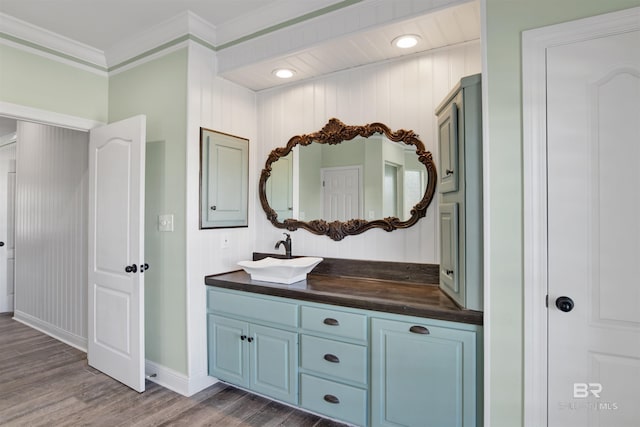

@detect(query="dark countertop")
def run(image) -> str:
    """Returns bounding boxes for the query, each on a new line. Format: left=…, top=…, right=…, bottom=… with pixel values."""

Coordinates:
left=204, top=270, right=483, bottom=326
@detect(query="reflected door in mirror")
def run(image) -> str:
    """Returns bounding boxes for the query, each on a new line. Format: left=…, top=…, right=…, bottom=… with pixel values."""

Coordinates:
left=321, top=166, right=362, bottom=221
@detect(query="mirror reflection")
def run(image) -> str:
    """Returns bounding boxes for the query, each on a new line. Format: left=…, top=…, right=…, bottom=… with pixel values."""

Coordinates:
left=259, top=118, right=437, bottom=241
left=266, top=135, right=427, bottom=222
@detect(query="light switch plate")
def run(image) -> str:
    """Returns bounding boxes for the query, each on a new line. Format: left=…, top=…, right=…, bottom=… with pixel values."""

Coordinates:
left=158, top=214, right=174, bottom=232
left=221, top=233, right=230, bottom=249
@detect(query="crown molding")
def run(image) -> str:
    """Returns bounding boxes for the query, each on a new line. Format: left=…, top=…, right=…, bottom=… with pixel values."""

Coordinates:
left=0, top=12, right=106, bottom=68
left=106, top=10, right=217, bottom=68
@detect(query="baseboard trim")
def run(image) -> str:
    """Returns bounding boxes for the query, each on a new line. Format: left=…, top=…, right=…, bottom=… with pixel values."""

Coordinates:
left=144, top=360, right=218, bottom=397
left=13, top=310, right=87, bottom=352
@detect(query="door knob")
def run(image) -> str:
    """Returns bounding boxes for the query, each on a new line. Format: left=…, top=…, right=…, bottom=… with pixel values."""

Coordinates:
left=555, top=296, right=574, bottom=312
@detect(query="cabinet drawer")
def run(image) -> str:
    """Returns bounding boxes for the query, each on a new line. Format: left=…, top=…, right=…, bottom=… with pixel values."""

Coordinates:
left=301, top=335, right=367, bottom=385
left=300, top=374, right=367, bottom=427
left=208, top=289, right=298, bottom=328
left=301, top=306, right=366, bottom=341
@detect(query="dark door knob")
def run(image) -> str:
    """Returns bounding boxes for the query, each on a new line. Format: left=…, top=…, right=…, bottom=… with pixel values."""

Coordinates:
left=555, top=296, right=574, bottom=312
left=0, top=241, right=4, bottom=247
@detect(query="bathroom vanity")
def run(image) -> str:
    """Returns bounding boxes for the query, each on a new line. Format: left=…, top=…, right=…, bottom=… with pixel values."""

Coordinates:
left=204, top=256, right=482, bottom=427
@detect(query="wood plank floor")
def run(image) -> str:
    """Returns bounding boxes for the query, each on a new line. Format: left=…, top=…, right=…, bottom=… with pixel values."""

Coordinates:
left=0, top=314, right=347, bottom=426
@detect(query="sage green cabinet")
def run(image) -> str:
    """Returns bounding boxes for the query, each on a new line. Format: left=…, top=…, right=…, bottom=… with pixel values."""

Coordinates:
left=436, top=73, right=483, bottom=310
left=208, top=315, right=248, bottom=387
left=371, top=318, right=479, bottom=427
left=206, top=287, right=481, bottom=427
left=207, top=293, right=298, bottom=405
left=299, top=305, right=369, bottom=426
left=199, top=128, right=249, bottom=228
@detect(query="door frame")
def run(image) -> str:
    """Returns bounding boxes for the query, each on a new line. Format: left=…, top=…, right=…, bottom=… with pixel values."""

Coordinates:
left=522, top=7, right=640, bottom=426
left=0, top=101, right=103, bottom=131
left=0, top=101, right=103, bottom=344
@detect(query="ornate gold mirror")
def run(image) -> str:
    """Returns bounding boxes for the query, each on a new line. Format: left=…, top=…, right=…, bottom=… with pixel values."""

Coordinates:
left=259, top=118, right=437, bottom=240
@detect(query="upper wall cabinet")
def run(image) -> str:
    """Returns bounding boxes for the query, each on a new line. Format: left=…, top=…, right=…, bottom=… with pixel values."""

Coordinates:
left=436, top=74, right=483, bottom=311
left=438, top=102, right=459, bottom=193
left=200, top=128, right=249, bottom=229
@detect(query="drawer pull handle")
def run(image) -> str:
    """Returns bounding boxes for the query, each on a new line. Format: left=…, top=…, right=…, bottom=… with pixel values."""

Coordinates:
left=323, top=394, right=340, bottom=404
left=409, top=325, right=430, bottom=335
left=323, top=354, right=340, bottom=363
left=323, top=318, right=339, bottom=326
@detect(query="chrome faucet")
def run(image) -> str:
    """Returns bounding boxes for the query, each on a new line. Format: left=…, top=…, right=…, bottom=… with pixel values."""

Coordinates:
left=275, top=233, right=292, bottom=259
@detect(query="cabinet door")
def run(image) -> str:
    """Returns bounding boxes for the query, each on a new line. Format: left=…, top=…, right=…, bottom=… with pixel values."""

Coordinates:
left=200, top=129, right=249, bottom=228
left=208, top=315, right=249, bottom=387
left=250, top=324, right=298, bottom=404
left=438, top=101, right=459, bottom=193
left=439, top=202, right=461, bottom=305
left=371, top=318, right=478, bottom=427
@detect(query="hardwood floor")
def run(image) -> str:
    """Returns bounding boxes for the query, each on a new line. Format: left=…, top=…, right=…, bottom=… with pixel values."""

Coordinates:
left=0, top=314, right=347, bottom=426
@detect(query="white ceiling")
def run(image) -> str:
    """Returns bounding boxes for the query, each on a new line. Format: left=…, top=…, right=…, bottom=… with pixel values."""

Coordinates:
left=0, top=0, right=342, bottom=50
left=0, top=0, right=481, bottom=91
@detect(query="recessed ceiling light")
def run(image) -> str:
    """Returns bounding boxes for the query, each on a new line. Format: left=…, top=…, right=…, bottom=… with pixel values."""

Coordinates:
left=392, top=34, right=421, bottom=49
left=273, top=68, right=295, bottom=79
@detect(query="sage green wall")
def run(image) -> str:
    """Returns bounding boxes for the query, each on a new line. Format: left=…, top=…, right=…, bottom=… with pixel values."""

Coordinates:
left=0, top=44, right=108, bottom=122
left=109, top=48, right=188, bottom=374
left=485, top=1, right=640, bottom=426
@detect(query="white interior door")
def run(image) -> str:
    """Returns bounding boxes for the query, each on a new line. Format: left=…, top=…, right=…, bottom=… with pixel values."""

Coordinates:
left=547, top=22, right=640, bottom=427
left=321, top=166, right=361, bottom=221
left=88, top=115, right=146, bottom=392
left=0, top=147, right=16, bottom=313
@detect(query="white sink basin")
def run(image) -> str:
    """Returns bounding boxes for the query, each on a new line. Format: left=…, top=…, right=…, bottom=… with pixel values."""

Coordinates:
left=238, top=257, right=323, bottom=284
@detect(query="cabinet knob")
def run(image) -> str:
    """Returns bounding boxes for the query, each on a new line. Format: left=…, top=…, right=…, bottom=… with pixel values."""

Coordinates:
left=323, top=318, right=339, bottom=326
left=210, top=205, right=217, bottom=211
left=445, top=269, right=454, bottom=276
left=247, top=337, right=254, bottom=343
left=409, top=325, right=430, bottom=335
left=323, top=394, right=340, bottom=404
left=125, top=264, right=138, bottom=273
left=323, top=354, right=340, bottom=363
left=445, top=169, right=454, bottom=176
left=0, top=241, right=4, bottom=247
left=240, top=335, right=247, bottom=341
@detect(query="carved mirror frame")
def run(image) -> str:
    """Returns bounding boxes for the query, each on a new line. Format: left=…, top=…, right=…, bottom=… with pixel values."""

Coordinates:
left=259, top=118, right=437, bottom=241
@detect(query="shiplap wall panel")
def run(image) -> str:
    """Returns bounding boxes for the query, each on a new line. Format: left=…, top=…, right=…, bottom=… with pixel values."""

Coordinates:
left=186, top=41, right=258, bottom=387
left=255, top=42, right=481, bottom=263
left=14, top=121, right=88, bottom=349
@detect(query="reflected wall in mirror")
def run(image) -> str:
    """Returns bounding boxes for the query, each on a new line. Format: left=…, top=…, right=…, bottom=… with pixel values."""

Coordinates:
left=259, top=118, right=437, bottom=241
left=200, top=128, right=249, bottom=229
